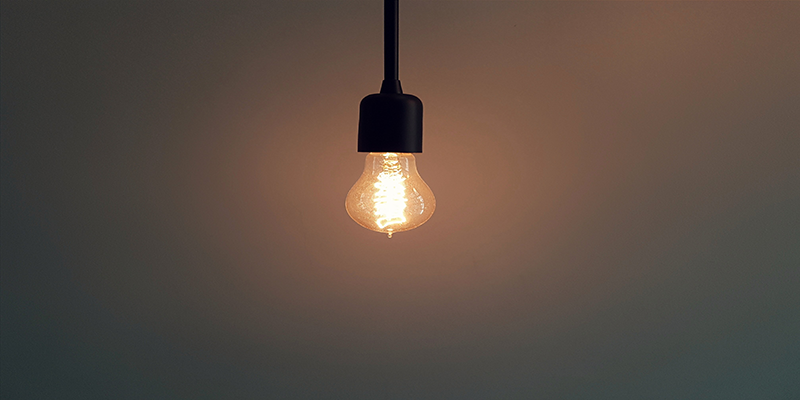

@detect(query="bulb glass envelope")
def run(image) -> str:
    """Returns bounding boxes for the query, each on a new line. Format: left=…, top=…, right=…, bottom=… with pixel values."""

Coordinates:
left=345, top=152, right=435, bottom=237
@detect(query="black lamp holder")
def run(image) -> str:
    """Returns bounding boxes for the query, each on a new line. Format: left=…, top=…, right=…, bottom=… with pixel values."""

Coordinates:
left=358, top=0, right=423, bottom=153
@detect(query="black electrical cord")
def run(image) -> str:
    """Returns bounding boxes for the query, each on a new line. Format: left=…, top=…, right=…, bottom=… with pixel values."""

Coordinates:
left=380, top=0, right=402, bottom=94
left=385, top=0, right=398, bottom=81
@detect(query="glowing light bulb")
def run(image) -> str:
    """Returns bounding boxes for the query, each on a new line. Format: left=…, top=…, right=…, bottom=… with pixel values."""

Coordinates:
left=346, top=152, right=435, bottom=238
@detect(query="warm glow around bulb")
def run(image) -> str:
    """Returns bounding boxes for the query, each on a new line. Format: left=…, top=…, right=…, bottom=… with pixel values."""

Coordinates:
left=346, top=152, right=435, bottom=238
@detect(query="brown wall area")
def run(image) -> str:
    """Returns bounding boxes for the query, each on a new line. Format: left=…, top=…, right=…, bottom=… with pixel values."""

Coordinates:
left=2, top=1, right=798, bottom=398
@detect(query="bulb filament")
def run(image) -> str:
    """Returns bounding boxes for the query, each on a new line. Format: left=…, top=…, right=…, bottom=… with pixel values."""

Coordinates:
left=373, top=153, right=407, bottom=230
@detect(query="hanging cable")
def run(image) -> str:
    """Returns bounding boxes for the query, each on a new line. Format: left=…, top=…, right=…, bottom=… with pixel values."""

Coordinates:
left=381, top=0, right=402, bottom=94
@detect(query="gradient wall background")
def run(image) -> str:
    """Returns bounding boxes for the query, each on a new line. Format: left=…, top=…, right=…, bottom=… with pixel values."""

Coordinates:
left=2, top=1, right=799, bottom=398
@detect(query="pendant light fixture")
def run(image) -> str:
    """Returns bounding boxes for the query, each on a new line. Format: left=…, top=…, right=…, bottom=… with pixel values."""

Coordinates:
left=345, top=0, right=435, bottom=238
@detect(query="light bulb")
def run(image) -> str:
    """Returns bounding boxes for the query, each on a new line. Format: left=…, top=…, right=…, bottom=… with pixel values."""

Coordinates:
left=346, top=152, right=435, bottom=238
